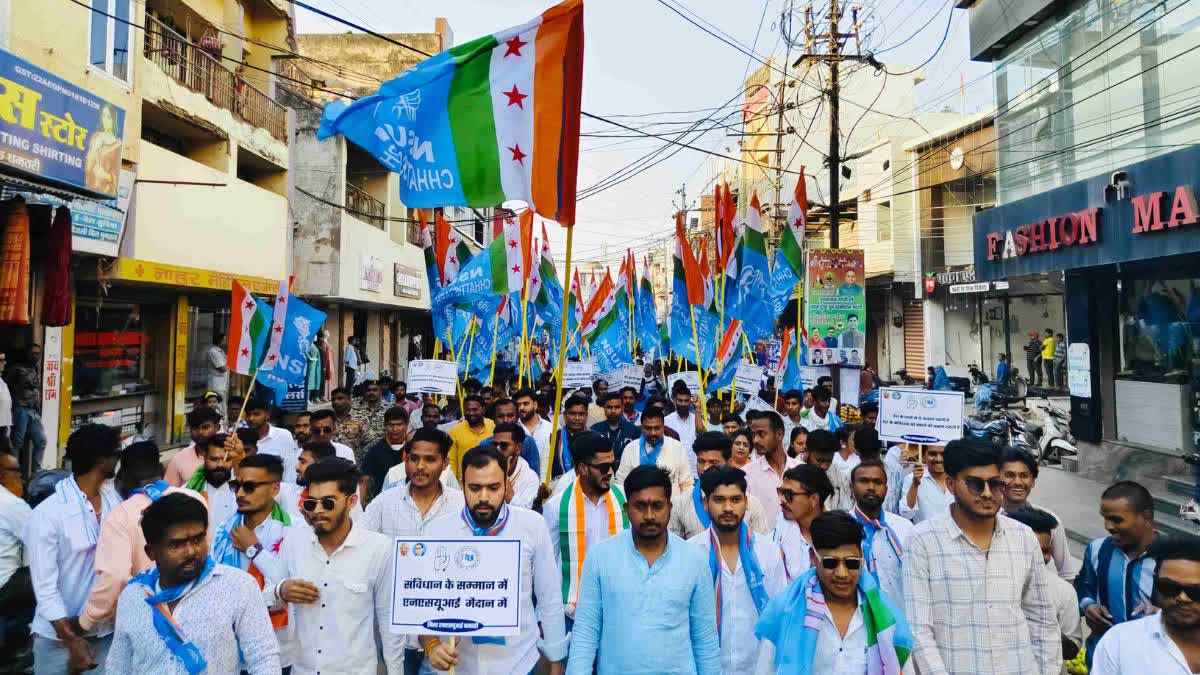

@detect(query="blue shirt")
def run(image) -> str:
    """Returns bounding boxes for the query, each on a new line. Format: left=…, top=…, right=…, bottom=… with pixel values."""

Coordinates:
left=589, top=419, right=642, bottom=463
left=566, top=530, right=721, bottom=675
left=1076, top=536, right=1157, bottom=664
left=479, top=435, right=541, bottom=477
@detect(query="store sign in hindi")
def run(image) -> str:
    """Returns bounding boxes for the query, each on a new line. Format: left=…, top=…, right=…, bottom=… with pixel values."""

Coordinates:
left=394, top=264, right=422, bottom=299
left=360, top=254, right=384, bottom=292
left=0, top=49, right=126, bottom=197
left=389, top=537, right=521, bottom=638
left=877, top=388, right=964, bottom=445
left=11, top=169, right=134, bottom=256
left=804, top=249, right=866, bottom=366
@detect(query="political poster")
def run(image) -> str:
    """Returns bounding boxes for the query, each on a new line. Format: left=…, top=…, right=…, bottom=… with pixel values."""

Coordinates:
left=562, top=361, right=596, bottom=387
left=764, top=339, right=782, bottom=375
left=799, top=366, right=832, bottom=391
left=602, top=364, right=643, bottom=391
left=743, top=395, right=776, bottom=414
left=734, top=363, right=764, bottom=395
left=389, top=537, right=521, bottom=638
left=667, top=371, right=701, bottom=396
left=408, top=359, right=459, bottom=395
left=805, top=249, right=866, bottom=366
left=877, top=388, right=965, bottom=445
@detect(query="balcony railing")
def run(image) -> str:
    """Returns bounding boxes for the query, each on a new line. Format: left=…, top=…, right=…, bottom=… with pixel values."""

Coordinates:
left=143, top=15, right=287, bottom=143
left=346, top=181, right=386, bottom=229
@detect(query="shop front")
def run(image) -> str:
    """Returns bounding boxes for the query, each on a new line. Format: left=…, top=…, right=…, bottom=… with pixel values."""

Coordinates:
left=974, top=143, right=1200, bottom=482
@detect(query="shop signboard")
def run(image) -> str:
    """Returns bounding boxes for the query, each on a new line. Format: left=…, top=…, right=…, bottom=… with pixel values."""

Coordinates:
left=0, top=49, right=126, bottom=197
left=11, top=168, right=135, bottom=256
left=360, top=254, right=384, bottom=292
left=804, top=249, right=866, bottom=366
left=877, top=388, right=965, bottom=445
left=394, top=264, right=423, bottom=299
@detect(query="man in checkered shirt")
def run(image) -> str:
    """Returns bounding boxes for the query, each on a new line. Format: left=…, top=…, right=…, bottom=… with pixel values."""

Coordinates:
left=902, top=438, right=1061, bottom=675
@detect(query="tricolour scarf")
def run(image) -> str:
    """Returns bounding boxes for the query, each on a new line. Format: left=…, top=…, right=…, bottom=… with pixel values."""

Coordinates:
left=129, top=556, right=216, bottom=674
left=558, top=480, right=628, bottom=611
left=755, top=567, right=913, bottom=674
left=708, top=523, right=768, bottom=640
left=638, top=435, right=664, bottom=466
left=460, top=503, right=512, bottom=644
left=853, top=506, right=904, bottom=574
left=211, top=504, right=291, bottom=628
left=130, top=480, right=170, bottom=502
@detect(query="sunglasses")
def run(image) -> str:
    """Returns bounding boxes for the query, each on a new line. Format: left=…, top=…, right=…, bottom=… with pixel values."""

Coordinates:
left=776, top=487, right=812, bottom=502
left=963, top=477, right=1006, bottom=496
left=819, top=556, right=864, bottom=571
left=583, top=461, right=615, bottom=475
left=313, top=426, right=335, bottom=435
left=229, top=479, right=276, bottom=494
left=1156, top=577, right=1200, bottom=603
left=301, top=495, right=349, bottom=513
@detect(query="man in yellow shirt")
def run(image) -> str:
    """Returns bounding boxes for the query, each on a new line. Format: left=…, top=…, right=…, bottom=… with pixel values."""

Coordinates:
left=1040, top=329, right=1057, bottom=388
left=448, top=394, right=495, bottom=478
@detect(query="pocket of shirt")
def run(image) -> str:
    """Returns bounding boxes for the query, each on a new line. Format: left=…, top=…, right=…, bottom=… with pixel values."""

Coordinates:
left=344, top=580, right=368, bottom=594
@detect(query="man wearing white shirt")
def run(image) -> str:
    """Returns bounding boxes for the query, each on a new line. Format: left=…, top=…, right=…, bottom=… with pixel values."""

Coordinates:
left=999, top=448, right=1077, bottom=580
left=1004, top=506, right=1082, bottom=671
left=360, top=427, right=465, bottom=674
left=245, top=398, right=300, bottom=484
left=422, top=446, right=568, bottom=674
left=492, top=423, right=540, bottom=510
left=671, top=432, right=771, bottom=538
left=308, top=409, right=357, bottom=463
left=688, top=465, right=787, bottom=674
left=780, top=390, right=804, bottom=446
left=515, top=388, right=552, bottom=476
left=181, top=439, right=239, bottom=534
left=771, top=464, right=832, bottom=582
left=664, top=385, right=699, bottom=474
left=265, top=457, right=403, bottom=674
left=24, top=424, right=123, bottom=673
left=848, top=460, right=915, bottom=610
left=898, top=444, right=954, bottom=523
left=613, top=407, right=694, bottom=496
left=800, top=386, right=839, bottom=433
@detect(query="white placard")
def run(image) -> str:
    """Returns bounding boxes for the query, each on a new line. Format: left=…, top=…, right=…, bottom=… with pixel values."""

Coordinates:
left=743, top=395, right=776, bottom=414
left=1067, top=343, right=1090, bottom=398
left=602, top=364, right=643, bottom=391
left=839, top=367, right=861, bottom=409
left=562, top=361, right=596, bottom=387
left=734, top=363, right=764, bottom=395
left=389, top=537, right=520, bottom=637
left=407, top=359, right=459, bottom=395
left=799, top=366, right=832, bottom=391
left=667, top=371, right=701, bottom=395
left=877, top=387, right=965, bottom=445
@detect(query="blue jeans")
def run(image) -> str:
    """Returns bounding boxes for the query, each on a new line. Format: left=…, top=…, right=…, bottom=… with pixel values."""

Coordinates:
left=34, top=633, right=112, bottom=674
left=12, top=407, right=46, bottom=470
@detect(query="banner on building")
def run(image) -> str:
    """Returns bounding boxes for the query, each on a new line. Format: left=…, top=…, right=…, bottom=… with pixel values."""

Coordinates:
left=804, top=249, right=866, bottom=366
left=0, top=48, right=126, bottom=197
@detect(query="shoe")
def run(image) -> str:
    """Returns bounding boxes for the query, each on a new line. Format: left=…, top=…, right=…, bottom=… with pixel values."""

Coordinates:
left=1181, top=498, right=1200, bottom=525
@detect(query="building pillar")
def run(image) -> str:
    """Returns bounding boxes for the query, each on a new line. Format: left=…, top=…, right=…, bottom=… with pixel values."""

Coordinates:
left=171, top=295, right=189, bottom=441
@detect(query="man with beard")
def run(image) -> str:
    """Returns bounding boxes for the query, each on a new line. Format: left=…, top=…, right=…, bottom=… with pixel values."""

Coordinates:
left=183, top=435, right=238, bottom=533
left=307, top=409, right=357, bottom=464
left=106, top=494, right=279, bottom=673
left=899, top=443, right=954, bottom=524
left=329, top=387, right=367, bottom=454
left=670, top=432, right=770, bottom=538
left=904, top=439, right=1058, bottom=675
left=848, top=460, right=914, bottom=609
left=359, top=407, right=411, bottom=501
left=772, top=464, right=833, bottom=582
left=619, top=386, right=640, bottom=424
left=24, top=424, right=123, bottom=672
left=542, top=432, right=628, bottom=621
left=165, top=407, right=221, bottom=486
left=349, top=380, right=388, bottom=458
left=612, top=406, right=693, bottom=497
left=550, top=394, right=592, bottom=480
left=243, top=397, right=299, bottom=485
left=687, top=465, right=786, bottom=674
left=590, top=393, right=640, bottom=465
left=999, top=448, right=1075, bottom=580
left=664, top=384, right=699, bottom=474
left=423, top=446, right=567, bottom=674
left=447, top=395, right=495, bottom=480
left=267, top=458, right=402, bottom=673
left=566, top=465, right=719, bottom=674
left=209, top=454, right=294, bottom=669
left=80, top=442, right=203, bottom=639
left=485, top=398, right=540, bottom=477
left=1092, top=536, right=1200, bottom=674
left=492, top=423, right=539, bottom=510
left=291, top=411, right=312, bottom=447
left=420, top=402, right=443, bottom=431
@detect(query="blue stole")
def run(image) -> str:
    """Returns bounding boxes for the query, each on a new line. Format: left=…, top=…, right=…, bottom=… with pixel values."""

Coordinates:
left=460, top=504, right=510, bottom=645
left=129, top=556, right=216, bottom=674
left=693, top=483, right=711, bottom=529
left=708, top=523, right=769, bottom=639
left=852, top=507, right=904, bottom=574
left=130, top=480, right=170, bottom=502
left=639, top=436, right=664, bottom=466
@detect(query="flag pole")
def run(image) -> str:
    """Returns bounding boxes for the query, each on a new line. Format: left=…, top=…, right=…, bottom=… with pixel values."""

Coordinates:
left=488, top=308, right=502, bottom=386
left=688, top=302, right=707, bottom=426
left=546, top=225, right=574, bottom=487
left=234, top=362, right=263, bottom=427
left=517, top=276, right=531, bottom=388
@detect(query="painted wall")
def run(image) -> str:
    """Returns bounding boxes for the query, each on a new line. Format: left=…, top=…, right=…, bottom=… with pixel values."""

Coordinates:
left=336, top=212, right=429, bottom=309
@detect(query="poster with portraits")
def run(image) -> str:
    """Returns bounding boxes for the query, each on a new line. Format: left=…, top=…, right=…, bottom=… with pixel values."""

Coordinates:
left=804, top=249, right=867, bottom=367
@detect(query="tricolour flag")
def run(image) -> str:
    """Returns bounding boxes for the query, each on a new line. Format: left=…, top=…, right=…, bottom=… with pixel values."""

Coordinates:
left=737, top=192, right=774, bottom=345
left=432, top=215, right=529, bottom=339
left=712, top=318, right=743, bottom=374
left=581, top=271, right=633, bottom=373
left=769, top=168, right=808, bottom=317
left=258, top=277, right=292, bottom=374
left=417, top=209, right=441, bottom=293
left=318, top=0, right=584, bottom=225
left=635, top=256, right=660, bottom=360
left=435, top=211, right=472, bottom=286
left=227, top=280, right=271, bottom=375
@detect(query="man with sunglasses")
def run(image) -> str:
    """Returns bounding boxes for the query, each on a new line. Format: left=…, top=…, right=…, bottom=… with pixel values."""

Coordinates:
left=903, top=439, right=1059, bottom=675
left=266, top=458, right=402, bottom=674
left=771, top=464, right=834, bottom=581
left=423, top=446, right=567, bottom=674
left=491, top=423, right=539, bottom=510
left=210, top=454, right=295, bottom=670
left=756, top=511, right=914, bottom=674
left=1093, top=535, right=1200, bottom=674
left=670, top=432, right=770, bottom=539
left=1075, top=480, right=1160, bottom=670
left=308, top=409, right=357, bottom=465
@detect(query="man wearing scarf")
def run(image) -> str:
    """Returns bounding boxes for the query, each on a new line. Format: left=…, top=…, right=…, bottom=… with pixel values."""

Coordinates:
left=849, top=460, right=914, bottom=610
left=183, top=435, right=237, bottom=535
left=671, top=433, right=770, bottom=538
left=209, top=454, right=294, bottom=670
left=755, top=512, right=914, bottom=674
left=107, top=493, right=279, bottom=673
left=423, top=446, right=568, bottom=674
left=612, top=407, right=694, bottom=497
left=80, top=442, right=204, bottom=637
left=687, top=466, right=787, bottom=674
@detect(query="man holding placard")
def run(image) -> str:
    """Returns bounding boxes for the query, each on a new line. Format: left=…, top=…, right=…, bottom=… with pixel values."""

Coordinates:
left=422, top=446, right=567, bottom=674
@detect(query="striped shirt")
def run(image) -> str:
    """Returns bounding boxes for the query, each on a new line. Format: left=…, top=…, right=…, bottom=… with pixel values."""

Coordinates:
left=1074, top=535, right=1158, bottom=656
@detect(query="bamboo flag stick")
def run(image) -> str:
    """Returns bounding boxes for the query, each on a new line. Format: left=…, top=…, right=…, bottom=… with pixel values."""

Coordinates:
left=545, top=226, right=575, bottom=487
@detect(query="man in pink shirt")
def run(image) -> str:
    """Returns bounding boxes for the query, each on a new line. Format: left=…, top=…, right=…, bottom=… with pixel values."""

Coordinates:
left=164, top=407, right=222, bottom=486
left=77, top=442, right=204, bottom=634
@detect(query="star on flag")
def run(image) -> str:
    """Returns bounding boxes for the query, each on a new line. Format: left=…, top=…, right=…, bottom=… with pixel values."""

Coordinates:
left=503, top=35, right=527, bottom=57
left=502, top=85, right=527, bottom=109
left=508, top=144, right=527, bottom=165
left=243, top=300, right=254, bottom=310
left=241, top=348, right=249, bottom=356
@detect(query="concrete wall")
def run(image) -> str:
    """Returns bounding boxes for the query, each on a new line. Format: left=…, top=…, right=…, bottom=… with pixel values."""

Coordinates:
left=297, top=28, right=447, bottom=99
left=336, top=211, right=429, bottom=308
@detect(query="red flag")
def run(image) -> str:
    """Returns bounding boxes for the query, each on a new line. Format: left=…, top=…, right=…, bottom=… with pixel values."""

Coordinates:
left=675, top=211, right=705, bottom=305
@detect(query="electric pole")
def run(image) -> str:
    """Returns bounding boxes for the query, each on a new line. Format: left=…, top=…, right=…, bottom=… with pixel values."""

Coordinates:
left=772, top=0, right=795, bottom=245
left=828, top=0, right=841, bottom=248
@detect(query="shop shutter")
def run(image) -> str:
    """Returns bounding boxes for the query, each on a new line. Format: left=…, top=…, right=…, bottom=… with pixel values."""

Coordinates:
left=903, top=301, right=925, bottom=376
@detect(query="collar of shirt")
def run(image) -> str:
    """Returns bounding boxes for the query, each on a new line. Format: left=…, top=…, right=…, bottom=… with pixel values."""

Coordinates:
left=939, top=509, right=1012, bottom=548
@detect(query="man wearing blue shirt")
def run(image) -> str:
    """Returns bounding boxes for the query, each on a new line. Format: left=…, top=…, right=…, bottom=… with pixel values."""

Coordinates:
left=590, top=393, right=641, bottom=464
left=566, top=465, right=720, bottom=674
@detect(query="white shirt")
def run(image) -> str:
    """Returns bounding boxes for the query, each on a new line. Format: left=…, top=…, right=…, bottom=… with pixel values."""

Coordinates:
left=1002, top=502, right=1077, bottom=580
left=507, top=457, right=540, bottom=510
left=542, top=484, right=625, bottom=562
left=664, top=411, right=698, bottom=473
left=857, top=510, right=915, bottom=610
left=197, top=481, right=238, bottom=534
left=427, top=506, right=569, bottom=674
left=801, top=409, right=834, bottom=432
left=1045, top=559, right=1082, bottom=672
left=223, top=513, right=297, bottom=667
left=0, top=484, right=30, bottom=587
left=332, top=441, right=355, bottom=463
left=669, top=488, right=771, bottom=539
left=823, top=460, right=855, bottom=512
left=756, top=601, right=869, bottom=675
left=23, top=475, right=122, bottom=639
left=382, top=463, right=460, bottom=492
left=899, top=471, right=955, bottom=523
left=613, top=435, right=695, bottom=496
left=205, top=344, right=228, bottom=394
left=360, top=484, right=465, bottom=538
left=770, top=514, right=812, bottom=582
left=832, top=451, right=860, bottom=475
left=264, top=523, right=402, bottom=675
left=0, top=377, right=13, bottom=427
left=520, top=415, right=553, bottom=476
left=688, top=528, right=788, bottom=675
left=256, top=425, right=300, bottom=484
left=1092, top=613, right=1193, bottom=675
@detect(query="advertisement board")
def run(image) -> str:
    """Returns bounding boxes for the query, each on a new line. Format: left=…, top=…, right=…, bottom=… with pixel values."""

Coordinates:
left=805, top=249, right=866, bottom=366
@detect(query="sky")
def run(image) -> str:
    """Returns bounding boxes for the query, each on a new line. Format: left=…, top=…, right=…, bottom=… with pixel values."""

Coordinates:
left=295, top=0, right=993, bottom=272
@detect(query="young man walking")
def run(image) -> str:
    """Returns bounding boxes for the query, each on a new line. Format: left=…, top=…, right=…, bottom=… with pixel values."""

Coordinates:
left=670, top=432, right=770, bottom=538
left=849, top=459, right=914, bottom=609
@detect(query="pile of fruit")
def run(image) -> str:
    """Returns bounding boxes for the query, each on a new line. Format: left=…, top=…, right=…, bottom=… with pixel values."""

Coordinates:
left=1065, top=646, right=1087, bottom=674
left=839, top=404, right=861, bottom=424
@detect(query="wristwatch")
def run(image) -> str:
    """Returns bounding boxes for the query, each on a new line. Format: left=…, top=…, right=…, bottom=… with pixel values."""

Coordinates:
left=245, top=543, right=262, bottom=560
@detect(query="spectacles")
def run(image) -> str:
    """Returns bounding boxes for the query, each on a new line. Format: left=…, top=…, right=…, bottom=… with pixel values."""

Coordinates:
left=819, top=556, right=864, bottom=571
left=776, top=488, right=812, bottom=501
left=584, top=461, right=615, bottom=475
left=1155, top=577, right=1200, bottom=603
left=229, top=479, right=277, bottom=494
left=301, top=495, right=350, bottom=513
left=313, top=426, right=334, bottom=435
left=963, top=477, right=1007, bottom=496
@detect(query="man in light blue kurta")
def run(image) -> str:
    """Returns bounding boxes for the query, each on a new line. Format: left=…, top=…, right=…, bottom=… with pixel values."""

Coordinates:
left=566, top=465, right=720, bottom=675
